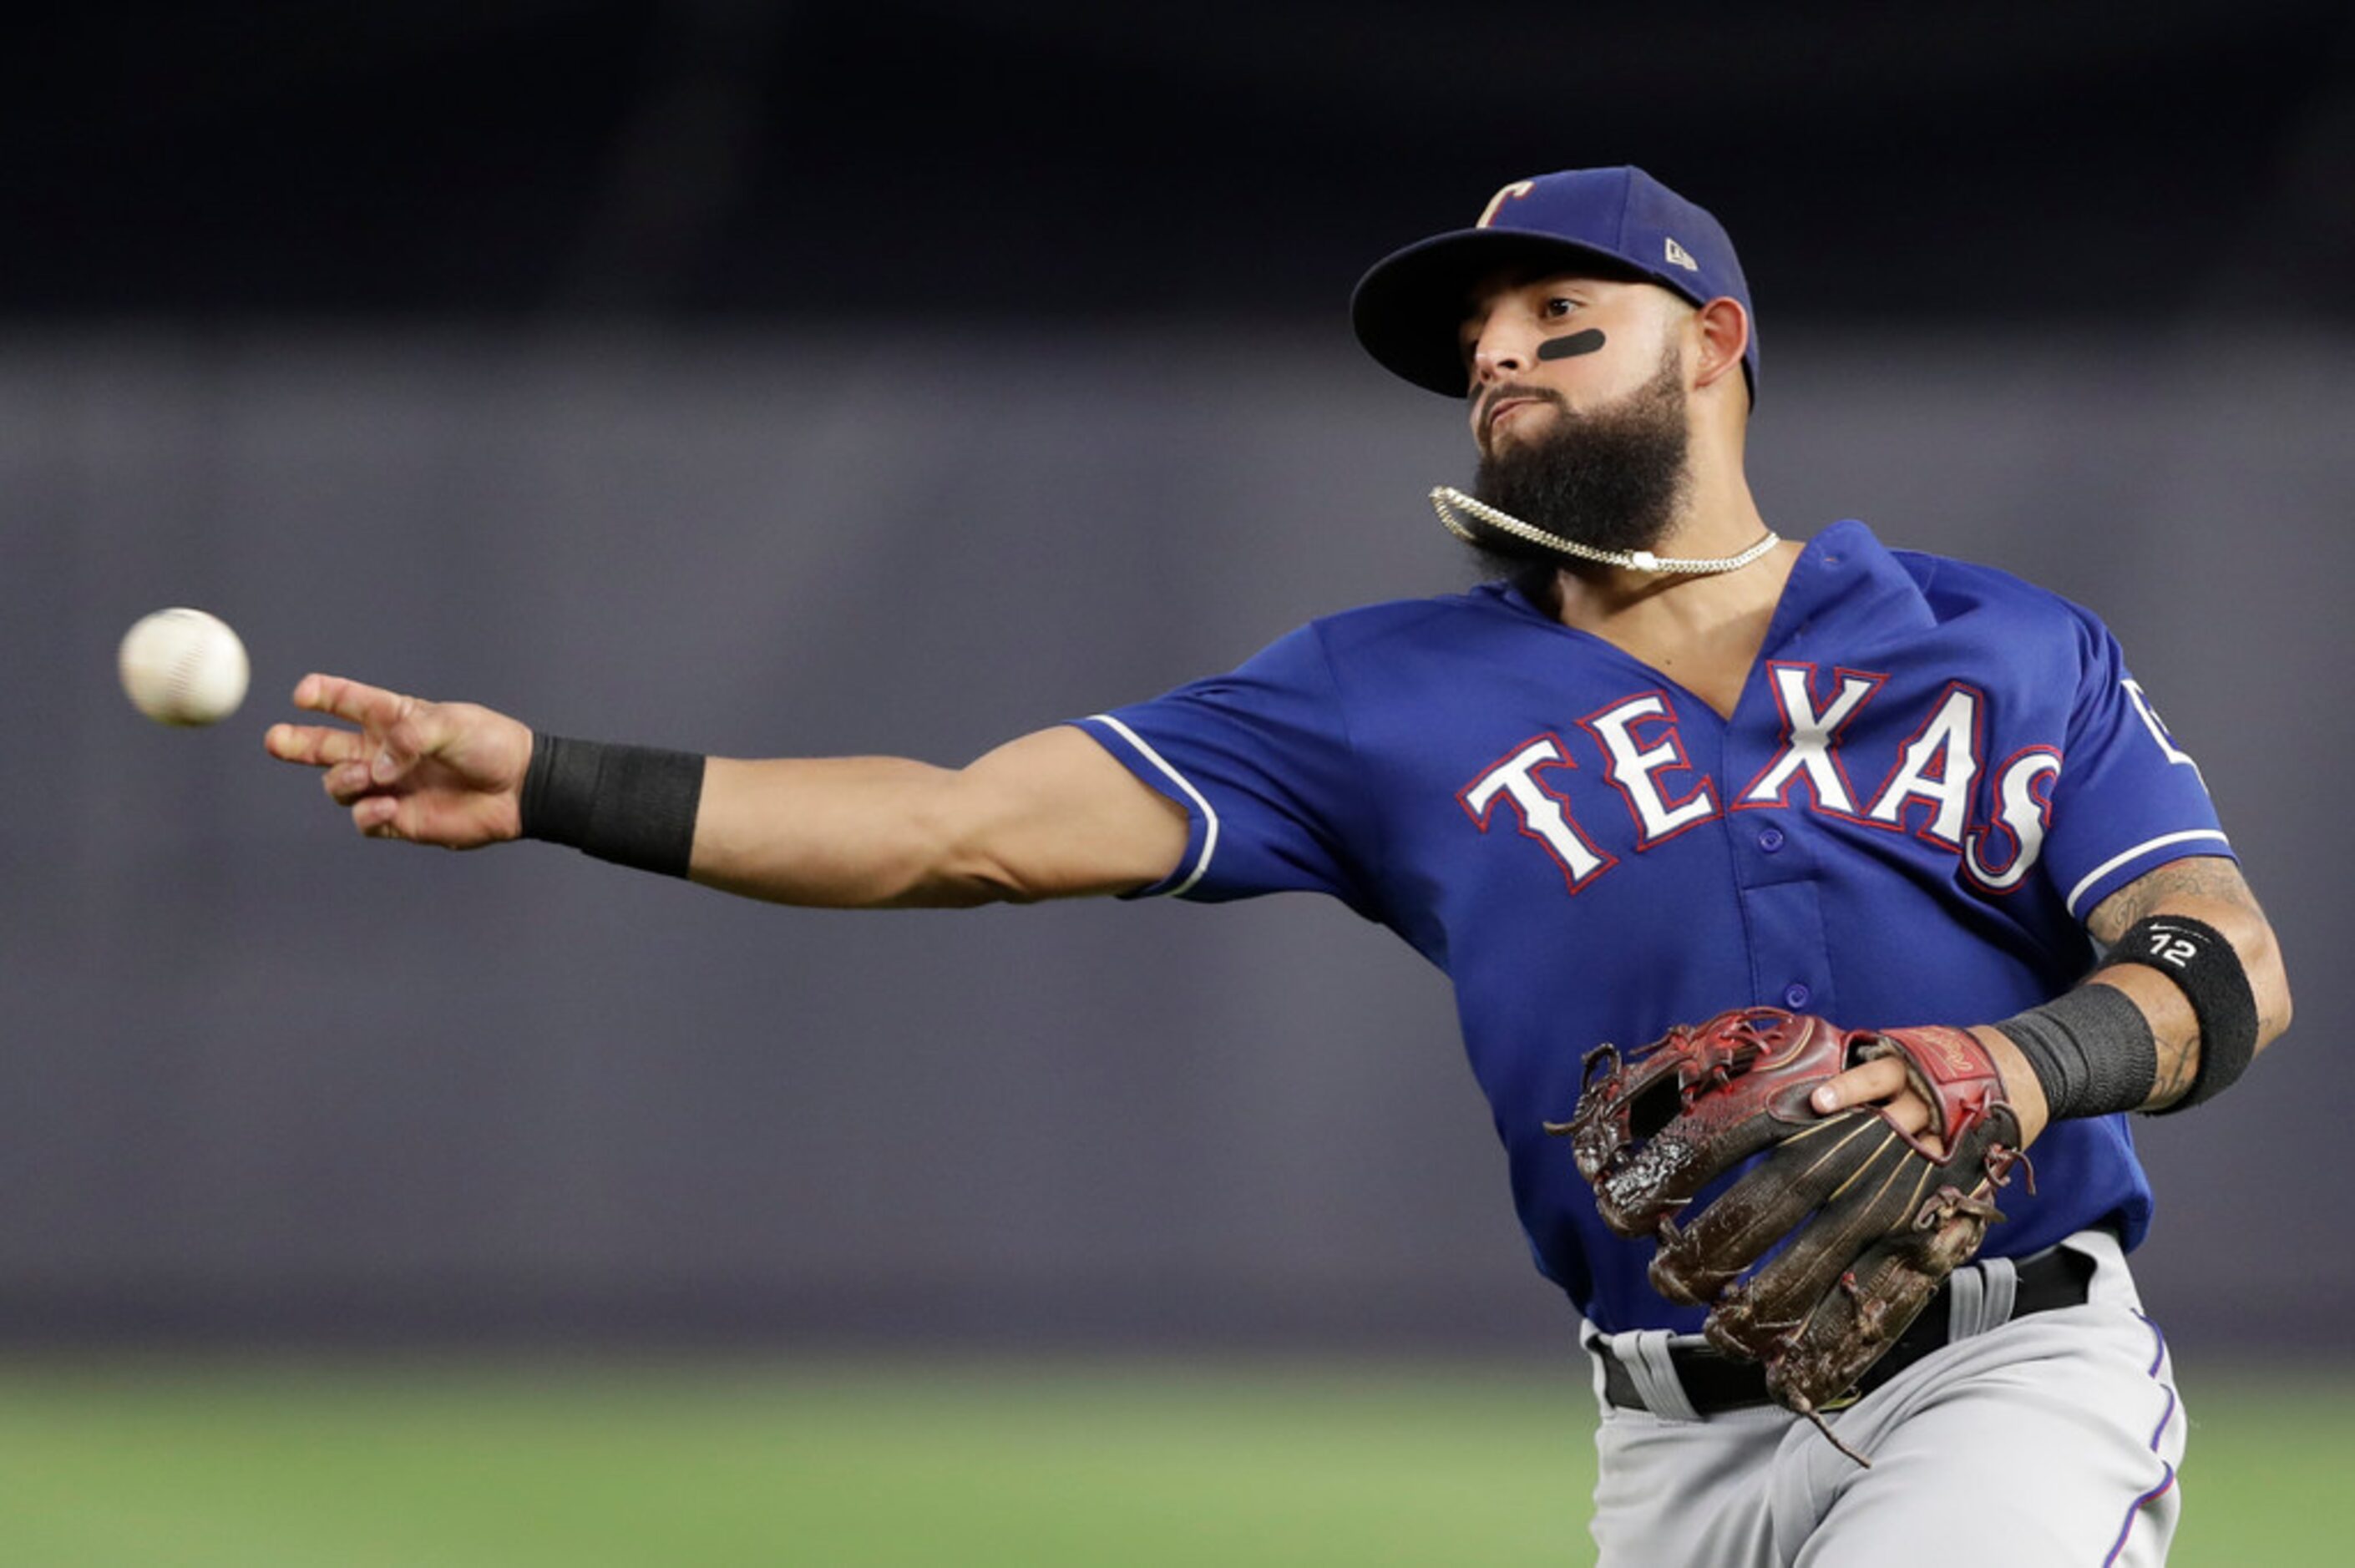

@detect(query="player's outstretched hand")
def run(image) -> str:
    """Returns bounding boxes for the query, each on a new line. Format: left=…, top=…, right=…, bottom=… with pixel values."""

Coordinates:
left=264, top=674, right=533, bottom=849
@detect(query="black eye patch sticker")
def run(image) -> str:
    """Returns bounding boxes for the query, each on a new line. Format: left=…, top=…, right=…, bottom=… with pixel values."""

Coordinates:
left=1536, top=329, right=1607, bottom=362
left=1535, top=326, right=1610, bottom=360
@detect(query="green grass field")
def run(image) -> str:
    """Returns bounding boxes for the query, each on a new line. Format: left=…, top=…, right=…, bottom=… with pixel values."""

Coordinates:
left=0, top=1356, right=2343, bottom=1565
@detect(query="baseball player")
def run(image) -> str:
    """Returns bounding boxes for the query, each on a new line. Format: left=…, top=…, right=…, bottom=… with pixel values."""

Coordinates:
left=266, top=166, right=2290, bottom=1565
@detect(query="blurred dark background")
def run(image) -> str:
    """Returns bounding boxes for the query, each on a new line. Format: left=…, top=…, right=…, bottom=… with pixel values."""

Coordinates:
left=3, top=1, right=2350, bottom=1364
left=14, top=1, right=2354, bottom=326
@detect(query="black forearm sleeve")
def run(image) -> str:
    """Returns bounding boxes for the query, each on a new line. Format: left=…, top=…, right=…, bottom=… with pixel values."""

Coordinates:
left=1997, top=983, right=2160, bottom=1122
left=519, top=733, right=706, bottom=879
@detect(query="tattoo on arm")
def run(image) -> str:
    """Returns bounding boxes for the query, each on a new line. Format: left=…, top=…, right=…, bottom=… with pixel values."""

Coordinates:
left=2149, top=1028, right=2199, bottom=1109
left=2085, top=856, right=2256, bottom=947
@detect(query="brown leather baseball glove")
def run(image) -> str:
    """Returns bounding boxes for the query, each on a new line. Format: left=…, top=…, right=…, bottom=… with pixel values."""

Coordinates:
left=1553, top=1008, right=2028, bottom=1451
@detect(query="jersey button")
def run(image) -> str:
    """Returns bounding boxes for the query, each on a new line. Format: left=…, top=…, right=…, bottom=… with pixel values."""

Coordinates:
left=1758, top=827, right=1785, bottom=852
left=1784, top=983, right=1812, bottom=1009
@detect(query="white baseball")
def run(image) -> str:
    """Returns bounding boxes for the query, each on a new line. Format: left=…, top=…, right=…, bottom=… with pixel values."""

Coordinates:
left=119, top=608, right=251, bottom=726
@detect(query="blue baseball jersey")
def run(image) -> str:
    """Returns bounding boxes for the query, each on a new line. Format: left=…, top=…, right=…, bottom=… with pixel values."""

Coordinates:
left=1071, top=520, right=2232, bottom=1335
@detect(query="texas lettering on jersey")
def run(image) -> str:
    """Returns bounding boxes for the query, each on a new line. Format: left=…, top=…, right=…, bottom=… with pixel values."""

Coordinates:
left=1073, top=523, right=2233, bottom=1332
left=1456, top=661, right=2063, bottom=898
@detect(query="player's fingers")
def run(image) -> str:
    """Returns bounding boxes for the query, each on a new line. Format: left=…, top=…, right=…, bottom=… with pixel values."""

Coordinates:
left=1895, top=1095, right=1946, bottom=1156
left=322, top=761, right=376, bottom=806
left=293, top=673, right=412, bottom=733
left=1813, top=1059, right=1942, bottom=1153
left=265, top=722, right=367, bottom=767
left=1810, top=1055, right=1909, bottom=1116
left=352, top=794, right=403, bottom=839
left=367, top=710, right=451, bottom=786
left=1880, top=1090, right=1937, bottom=1142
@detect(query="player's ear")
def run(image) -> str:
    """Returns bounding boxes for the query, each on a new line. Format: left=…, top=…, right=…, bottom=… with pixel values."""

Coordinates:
left=1690, top=296, right=1750, bottom=401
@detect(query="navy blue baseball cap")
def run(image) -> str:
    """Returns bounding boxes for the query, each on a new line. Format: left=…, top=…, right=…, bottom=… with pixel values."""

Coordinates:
left=1351, top=165, right=1757, bottom=401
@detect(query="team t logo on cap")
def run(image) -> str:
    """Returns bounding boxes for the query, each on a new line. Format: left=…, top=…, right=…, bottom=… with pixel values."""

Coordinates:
left=1476, top=180, right=1537, bottom=230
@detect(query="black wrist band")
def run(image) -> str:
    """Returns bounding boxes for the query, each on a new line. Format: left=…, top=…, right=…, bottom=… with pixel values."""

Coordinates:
left=2097, top=913, right=2259, bottom=1114
left=519, top=733, right=706, bottom=879
left=1997, top=984, right=2159, bottom=1121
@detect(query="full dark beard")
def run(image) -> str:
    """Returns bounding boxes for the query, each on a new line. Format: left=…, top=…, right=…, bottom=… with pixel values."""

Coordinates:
left=1466, top=344, right=1692, bottom=583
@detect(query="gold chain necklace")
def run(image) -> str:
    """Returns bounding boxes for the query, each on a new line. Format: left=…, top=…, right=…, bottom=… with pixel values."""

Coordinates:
left=1430, top=485, right=1780, bottom=575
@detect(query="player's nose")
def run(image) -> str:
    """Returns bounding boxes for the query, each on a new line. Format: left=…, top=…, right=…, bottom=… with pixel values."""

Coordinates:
left=1468, top=321, right=1532, bottom=387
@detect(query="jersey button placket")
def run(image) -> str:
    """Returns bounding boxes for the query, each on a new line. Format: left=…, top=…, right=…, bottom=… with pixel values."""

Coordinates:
left=1730, top=561, right=1838, bottom=1023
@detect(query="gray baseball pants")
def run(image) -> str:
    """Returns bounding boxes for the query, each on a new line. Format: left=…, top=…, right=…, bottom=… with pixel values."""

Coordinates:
left=1578, top=1230, right=2184, bottom=1565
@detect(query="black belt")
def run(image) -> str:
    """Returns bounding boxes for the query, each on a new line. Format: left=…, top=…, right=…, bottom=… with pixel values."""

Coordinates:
left=1598, top=1245, right=2096, bottom=1415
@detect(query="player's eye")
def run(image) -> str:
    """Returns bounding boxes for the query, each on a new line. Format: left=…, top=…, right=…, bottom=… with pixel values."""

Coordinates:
left=1542, top=296, right=1578, bottom=319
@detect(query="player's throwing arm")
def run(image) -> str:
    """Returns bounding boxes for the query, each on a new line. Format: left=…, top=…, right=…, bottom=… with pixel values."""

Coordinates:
left=264, top=674, right=1190, bottom=906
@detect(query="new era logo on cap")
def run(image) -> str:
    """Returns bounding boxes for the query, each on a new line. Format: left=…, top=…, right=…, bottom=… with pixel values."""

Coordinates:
left=1664, top=237, right=1699, bottom=272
